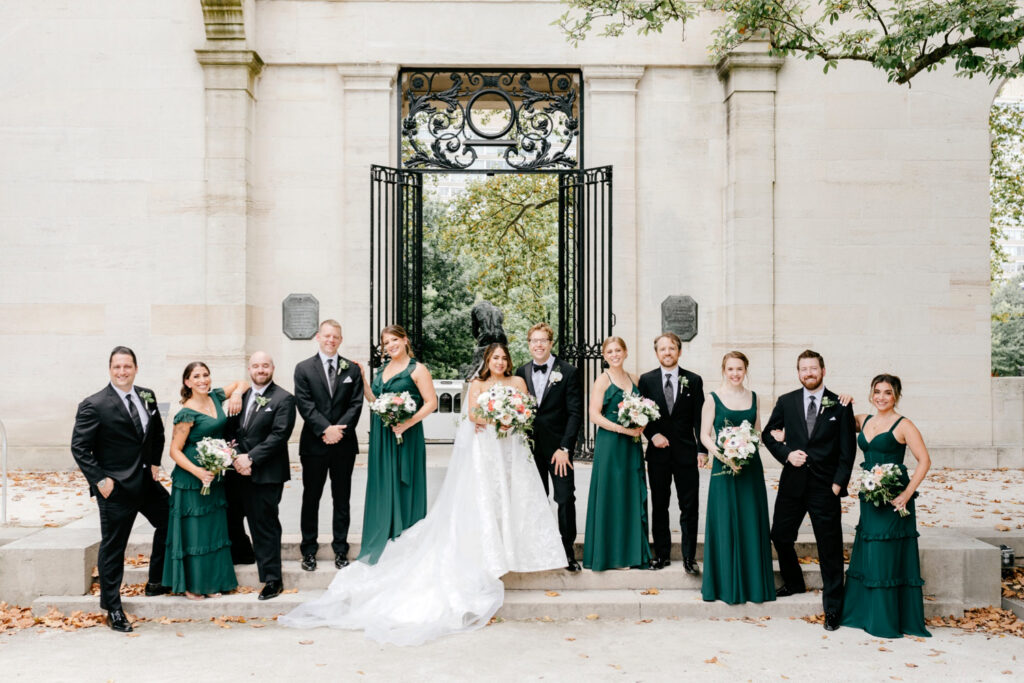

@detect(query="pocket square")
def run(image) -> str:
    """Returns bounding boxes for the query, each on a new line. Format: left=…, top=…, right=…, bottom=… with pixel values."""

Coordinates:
left=265, top=407, right=272, bottom=412
left=342, top=376, right=354, bottom=384
left=829, top=416, right=837, bottom=421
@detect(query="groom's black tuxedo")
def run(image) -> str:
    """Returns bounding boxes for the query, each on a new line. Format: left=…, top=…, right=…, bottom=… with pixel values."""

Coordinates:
left=638, top=367, right=705, bottom=562
left=225, top=382, right=296, bottom=583
left=762, top=387, right=856, bottom=613
left=71, top=384, right=169, bottom=611
left=294, top=354, right=364, bottom=557
left=515, top=357, right=583, bottom=562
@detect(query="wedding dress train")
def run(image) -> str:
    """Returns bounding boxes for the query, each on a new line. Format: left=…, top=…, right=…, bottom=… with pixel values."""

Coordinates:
left=279, top=409, right=565, bottom=645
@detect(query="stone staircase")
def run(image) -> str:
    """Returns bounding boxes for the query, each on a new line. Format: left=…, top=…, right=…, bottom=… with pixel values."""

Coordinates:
left=21, top=532, right=992, bottom=621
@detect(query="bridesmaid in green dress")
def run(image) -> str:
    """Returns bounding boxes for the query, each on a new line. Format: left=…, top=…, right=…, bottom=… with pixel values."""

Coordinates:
left=842, top=374, right=931, bottom=638
left=164, top=362, right=248, bottom=600
left=357, top=325, right=437, bottom=565
left=583, top=336, right=652, bottom=571
left=699, top=351, right=776, bottom=604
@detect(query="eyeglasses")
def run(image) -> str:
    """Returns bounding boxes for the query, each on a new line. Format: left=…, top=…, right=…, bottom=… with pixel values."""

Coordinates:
left=528, top=338, right=552, bottom=344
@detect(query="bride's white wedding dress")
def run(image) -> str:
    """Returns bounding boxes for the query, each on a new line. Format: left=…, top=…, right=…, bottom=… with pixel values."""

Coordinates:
left=278, top=403, right=565, bottom=645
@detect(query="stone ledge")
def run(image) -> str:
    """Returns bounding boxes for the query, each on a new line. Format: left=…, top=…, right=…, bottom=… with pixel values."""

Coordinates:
left=0, top=528, right=98, bottom=605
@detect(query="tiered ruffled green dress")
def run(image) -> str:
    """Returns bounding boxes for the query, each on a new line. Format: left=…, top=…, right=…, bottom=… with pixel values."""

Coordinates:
left=583, top=380, right=652, bottom=571
left=358, top=361, right=427, bottom=565
left=163, top=388, right=238, bottom=594
left=841, top=416, right=930, bottom=638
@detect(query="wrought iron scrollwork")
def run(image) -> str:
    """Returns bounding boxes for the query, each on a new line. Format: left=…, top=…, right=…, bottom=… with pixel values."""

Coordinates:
left=400, top=69, right=582, bottom=172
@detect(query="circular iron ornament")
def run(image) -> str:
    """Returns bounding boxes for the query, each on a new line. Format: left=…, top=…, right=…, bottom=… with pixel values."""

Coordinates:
left=465, top=89, right=516, bottom=140
left=557, top=76, right=570, bottom=90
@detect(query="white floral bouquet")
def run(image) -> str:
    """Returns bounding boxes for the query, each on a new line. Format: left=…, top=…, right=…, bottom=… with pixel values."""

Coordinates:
left=714, top=421, right=760, bottom=476
left=853, top=463, right=910, bottom=517
left=473, top=385, right=537, bottom=439
left=370, top=391, right=418, bottom=444
left=616, top=392, right=660, bottom=442
left=195, top=437, right=236, bottom=495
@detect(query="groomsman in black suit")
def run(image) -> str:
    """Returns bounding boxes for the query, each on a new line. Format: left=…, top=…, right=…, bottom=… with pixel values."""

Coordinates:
left=227, top=351, right=296, bottom=600
left=515, top=323, right=583, bottom=571
left=294, top=320, right=364, bottom=571
left=71, top=346, right=170, bottom=632
left=638, top=333, right=706, bottom=574
left=762, top=349, right=856, bottom=632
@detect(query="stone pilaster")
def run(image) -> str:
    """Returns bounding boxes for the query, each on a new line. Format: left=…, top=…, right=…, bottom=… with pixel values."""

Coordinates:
left=337, top=64, right=399, bottom=361
left=191, top=34, right=262, bottom=372
left=716, top=40, right=784, bottom=396
left=583, top=66, right=645, bottom=365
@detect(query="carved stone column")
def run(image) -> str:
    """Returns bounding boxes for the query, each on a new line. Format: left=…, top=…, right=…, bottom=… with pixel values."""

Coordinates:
left=583, top=66, right=645, bottom=362
left=337, top=64, right=399, bottom=360
left=716, top=40, right=784, bottom=394
left=189, top=1, right=262, bottom=371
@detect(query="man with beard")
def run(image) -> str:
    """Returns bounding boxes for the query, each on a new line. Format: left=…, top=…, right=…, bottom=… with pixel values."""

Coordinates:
left=762, top=349, right=855, bottom=631
left=229, top=351, right=296, bottom=600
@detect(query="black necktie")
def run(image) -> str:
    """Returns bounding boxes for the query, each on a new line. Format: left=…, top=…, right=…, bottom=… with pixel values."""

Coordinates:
left=126, top=394, right=144, bottom=438
left=533, top=363, right=547, bottom=374
left=327, top=359, right=336, bottom=395
left=664, top=375, right=675, bottom=414
left=806, top=395, right=817, bottom=435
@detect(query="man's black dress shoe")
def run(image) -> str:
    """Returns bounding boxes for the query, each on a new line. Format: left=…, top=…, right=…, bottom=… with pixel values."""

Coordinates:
left=682, top=558, right=700, bottom=575
left=335, top=554, right=349, bottom=569
left=775, top=585, right=806, bottom=598
left=301, top=554, right=317, bottom=571
left=648, top=557, right=670, bottom=571
left=565, top=559, right=581, bottom=573
left=258, top=580, right=283, bottom=601
left=824, top=610, right=841, bottom=631
left=106, top=609, right=133, bottom=633
left=143, top=582, right=170, bottom=597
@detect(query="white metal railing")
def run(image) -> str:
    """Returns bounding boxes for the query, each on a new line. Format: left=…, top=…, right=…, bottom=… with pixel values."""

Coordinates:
left=1, top=418, right=7, bottom=524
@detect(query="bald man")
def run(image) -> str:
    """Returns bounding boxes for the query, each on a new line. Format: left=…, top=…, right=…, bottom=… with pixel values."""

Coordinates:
left=227, top=352, right=296, bottom=600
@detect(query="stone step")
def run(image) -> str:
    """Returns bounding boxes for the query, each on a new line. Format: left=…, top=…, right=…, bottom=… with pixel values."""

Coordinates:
left=32, top=589, right=964, bottom=621
left=124, top=534, right=854, bottom=562
left=120, top=560, right=830, bottom=591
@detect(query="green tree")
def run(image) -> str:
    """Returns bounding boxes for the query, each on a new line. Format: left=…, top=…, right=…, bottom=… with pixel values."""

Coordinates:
left=557, top=1, right=1024, bottom=85
left=992, top=274, right=1024, bottom=375
left=428, top=174, right=560, bottom=368
left=991, top=100, right=1024, bottom=282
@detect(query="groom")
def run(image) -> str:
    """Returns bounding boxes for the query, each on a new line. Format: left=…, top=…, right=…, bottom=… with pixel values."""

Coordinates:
left=762, top=349, right=855, bottom=631
left=515, top=323, right=583, bottom=572
left=70, top=346, right=170, bottom=632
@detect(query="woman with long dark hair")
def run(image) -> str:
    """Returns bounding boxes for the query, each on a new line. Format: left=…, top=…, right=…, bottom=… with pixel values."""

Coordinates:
left=163, top=362, right=247, bottom=600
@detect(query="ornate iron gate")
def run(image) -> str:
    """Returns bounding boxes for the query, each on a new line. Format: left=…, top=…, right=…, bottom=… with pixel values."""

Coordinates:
left=558, top=166, right=614, bottom=458
left=369, top=165, right=423, bottom=367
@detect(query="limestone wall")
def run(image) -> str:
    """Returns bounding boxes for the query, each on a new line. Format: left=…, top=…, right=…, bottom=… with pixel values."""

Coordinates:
left=0, top=0, right=1009, bottom=467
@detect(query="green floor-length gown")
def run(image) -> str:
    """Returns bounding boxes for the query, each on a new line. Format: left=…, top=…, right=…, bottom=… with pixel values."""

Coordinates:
left=701, top=392, right=776, bottom=604
left=841, top=416, right=930, bottom=638
left=358, top=360, right=427, bottom=565
left=583, top=380, right=652, bottom=571
left=163, top=388, right=238, bottom=595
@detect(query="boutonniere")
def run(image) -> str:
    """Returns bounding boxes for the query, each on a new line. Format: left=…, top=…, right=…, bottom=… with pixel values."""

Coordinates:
left=254, top=395, right=270, bottom=408
left=679, top=376, right=690, bottom=391
left=820, top=396, right=838, bottom=409
left=138, top=390, right=155, bottom=406
left=338, top=359, right=350, bottom=371
left=549, top=370, right=563, bottom=384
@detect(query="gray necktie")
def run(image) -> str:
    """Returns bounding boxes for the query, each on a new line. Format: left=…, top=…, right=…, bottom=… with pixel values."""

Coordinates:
left=327, top=359, right=336, bottom=396
left=243, top=394, right=258, bottom=428
left=806, top=395, right=817, bottom=435
left=664, top=375, right=675, bottom=414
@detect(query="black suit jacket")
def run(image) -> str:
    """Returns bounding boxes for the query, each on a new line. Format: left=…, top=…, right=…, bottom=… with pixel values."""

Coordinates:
left=761, top=387, right=857, bottom=496
left=71, top=384, right=165, bottom=497
left=515, top=357, right=583, bottom=456
left=227, top=382, right=296, bottom=485
left=294, top=354, right=364, bottom=457
left=639, top=367, right=706, bottom=460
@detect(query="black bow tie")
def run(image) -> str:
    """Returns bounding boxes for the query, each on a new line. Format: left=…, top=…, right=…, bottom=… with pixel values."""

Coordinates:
left=533, top=363, right=548, bottom=374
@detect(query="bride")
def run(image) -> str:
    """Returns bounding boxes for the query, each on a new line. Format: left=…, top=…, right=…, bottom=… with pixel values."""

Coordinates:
left=279, top=342, right=566, bottom=645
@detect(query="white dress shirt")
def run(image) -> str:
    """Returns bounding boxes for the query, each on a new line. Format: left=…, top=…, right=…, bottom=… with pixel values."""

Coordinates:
left=532, top=356, right=555, bottom=404
left=111, top=384, right=149, bottom=432
left=803, top=387, right=825, bottom=417
left=318, top=351, right=340, bottom=387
